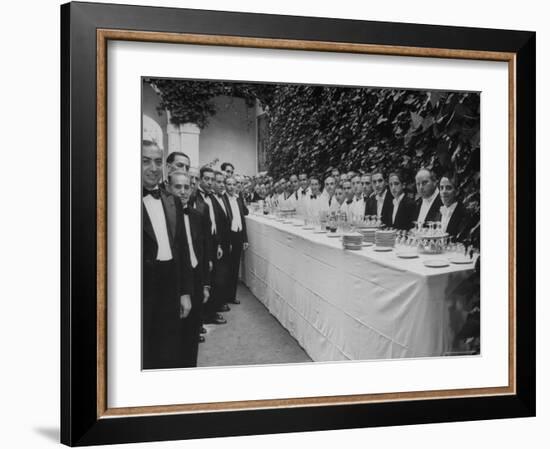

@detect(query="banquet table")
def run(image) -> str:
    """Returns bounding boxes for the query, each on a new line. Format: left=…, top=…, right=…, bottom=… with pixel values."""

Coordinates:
left=242, top=214, right=476, bottom=362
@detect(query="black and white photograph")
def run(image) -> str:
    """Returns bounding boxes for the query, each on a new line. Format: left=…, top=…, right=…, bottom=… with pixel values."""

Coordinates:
left=141, top=77, right=481, bottom=370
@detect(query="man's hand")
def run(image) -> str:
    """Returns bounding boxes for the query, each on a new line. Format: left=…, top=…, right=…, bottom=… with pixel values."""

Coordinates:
left=179, top=294, right=192, bottom=319
left=208, top=261, right=213, bottom=272
left=203, top=287, right=210, bottom=304
left=216, top=246, right=223, bottom=260
left=243, top=242, right=249, bottom=251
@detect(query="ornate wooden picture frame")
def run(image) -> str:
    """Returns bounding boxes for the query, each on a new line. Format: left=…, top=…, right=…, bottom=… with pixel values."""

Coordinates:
left=61, top=1, right=535, bottom=446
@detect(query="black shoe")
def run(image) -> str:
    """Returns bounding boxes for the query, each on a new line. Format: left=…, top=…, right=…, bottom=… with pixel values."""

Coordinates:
left=228, top=298, right=241, bottom=305
left=219, top=304, right=231, bottom=312
left=204, top=313, right=227, bottom=325
left=199, top=335, right=205, bottom=343
left=200, top=326, right=207, bottom=334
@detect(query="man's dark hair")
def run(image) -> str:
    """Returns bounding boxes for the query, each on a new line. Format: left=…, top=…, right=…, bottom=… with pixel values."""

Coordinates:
left=200, top=165, right=214, bottom=179
left=166, top=151, right=190, bottom=164
left=220, top=162, right=235, bottom=171
left=371, top=167, right=386, bottom=178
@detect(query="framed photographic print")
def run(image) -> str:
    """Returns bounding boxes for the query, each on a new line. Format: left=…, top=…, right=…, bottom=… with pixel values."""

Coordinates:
left=61, top=1, right=536, bottom=446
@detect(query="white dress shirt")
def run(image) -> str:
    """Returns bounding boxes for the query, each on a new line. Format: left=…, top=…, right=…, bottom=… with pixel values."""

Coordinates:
left=440, top=202, right=458, bottom=232
left=375, top=189, right=388, bottom=217
left=392, top=192, right=405, bottom=224
left=350, top=195, right=366, bottom=218
left=417, top=188, right=440, bottom=223
left=305, top=193, right=326, bottom=218
left=183, top=213, right=198, bottom=268
left=227, top=194, right=243, bottom=232
left=143, top=193, right=173, bottom=261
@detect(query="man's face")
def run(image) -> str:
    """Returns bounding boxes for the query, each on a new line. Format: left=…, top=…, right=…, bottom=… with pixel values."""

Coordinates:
left=259, top=184, right=267, bottom=197
left=331, top=169, right=340, bottom=180
left=298, top=174, right=308, bottom=190
left=372, top=173, right=386, bottom=195
left=200, top=170, right=214, bottom=193
left=352, top=176, right=363, bottom=196
left=225, top=177, right=237, bottom=196
left=189, top=169, right=199, bottom=191
left=167, top=173, right=192, bottom=205
left=142, top=144, right=163, bottom=189
left=343, top=181, right=353, bottom=200
left=235, top=176, right=243, bottom=193
left=286, top=180, right=294, bottom=193
left=224, top=165, right=234, bottom=178
left=214, top=174, right=225, bottom=194
left=167, top=154, right=190, bottom=175
left=415, top=170, right=437, bottom=199
left=389, top=175, right=404, bottom=198
left=439, top=177, right=457, bottom=206
left=290, top=175, right=299, bottom=192
left=310, top=179, right=320, bottom=195
left=335, top=188, right=345, bottom=204
left=324, top=177, right=336, bottom=195
left=340, top=174, right=349, bottom=183
left=361, top=175, right=372, bottom=197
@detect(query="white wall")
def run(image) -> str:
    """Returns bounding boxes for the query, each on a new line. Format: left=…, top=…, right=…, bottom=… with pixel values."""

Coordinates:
left=1, top=1, right=547, bottom=449
left=199, top=96, right=257, bottom=175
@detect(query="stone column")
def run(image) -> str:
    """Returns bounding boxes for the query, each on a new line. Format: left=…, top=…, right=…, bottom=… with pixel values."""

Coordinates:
left=165, top=111, right=201, bottom=168
left=179, top=123, right=201, bottom=168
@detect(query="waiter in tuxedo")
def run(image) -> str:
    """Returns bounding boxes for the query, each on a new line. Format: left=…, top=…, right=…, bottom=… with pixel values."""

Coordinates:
left=167, top=171, right=211, bottom=366
left=388, top=171, right=416, bottom=231
left=224, top=176, right=249, bottom=305
left=207, top=171, right=233, bottom=319
left=189, top=166, right=226, bottom=325
left=366, top=170, right=393, bottom=227
left=439, top=176, right=471, bottom=241
left=142, top=140, right=193, bottom=369
left=414, top=168, right=443, bottom=225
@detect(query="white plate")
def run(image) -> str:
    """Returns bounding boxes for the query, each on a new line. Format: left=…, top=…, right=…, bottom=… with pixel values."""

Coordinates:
left=423, top=259, right=450, bottom=268
left=396, top=251, right=418, bottom=259
left=449, top=256, right=473, bottom=264
left=373, top=246, right=393, bottom=252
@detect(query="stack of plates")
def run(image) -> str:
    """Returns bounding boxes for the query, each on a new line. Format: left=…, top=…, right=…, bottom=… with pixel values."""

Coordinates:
left=342, top=233, right=363, bottom=250
left=375, top=229, right=396, bottom=248
left=358, top=227, right=377, bottom=244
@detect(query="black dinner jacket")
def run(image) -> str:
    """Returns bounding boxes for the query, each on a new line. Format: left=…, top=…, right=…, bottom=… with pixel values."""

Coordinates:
left=183, top=207, right=211, bottom=290
left=415, top=193, right=443, bottom=224
left=238, top=192, right=250, bottom=215
left=442, top=201, right=471, bottom=241
left=366, top=188, right=394, bottom=227
left=142, top=189, right=192, bottom=296
left=210, top=193, right=232, bottom=251
left=190, top=189, right=220, bottom=257
left=391, top=194, right=417, bottom=231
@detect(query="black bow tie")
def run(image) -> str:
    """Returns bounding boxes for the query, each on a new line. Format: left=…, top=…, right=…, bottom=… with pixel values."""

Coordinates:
left=302, top=191, right=306, bottom=196
left=310, top=195, right=317, bottom=199
left=346, top=199, right=353, bottom=205
left=143, top=188, right=161, bottom=199
left=182, top=207, right=190, bottom=215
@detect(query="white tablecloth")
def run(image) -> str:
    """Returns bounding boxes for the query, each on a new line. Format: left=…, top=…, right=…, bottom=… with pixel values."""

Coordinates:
left=242, top=215, right=475, bottom=362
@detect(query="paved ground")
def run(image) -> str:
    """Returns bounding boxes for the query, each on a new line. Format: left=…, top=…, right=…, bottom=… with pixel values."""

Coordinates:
left=197, top=283, right=311, bottom=367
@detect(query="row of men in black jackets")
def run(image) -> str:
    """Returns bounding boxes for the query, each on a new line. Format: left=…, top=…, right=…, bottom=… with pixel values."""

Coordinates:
left=247, top=168, right=473, bottom=241
left=142, top=141, right=248, bottom=370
